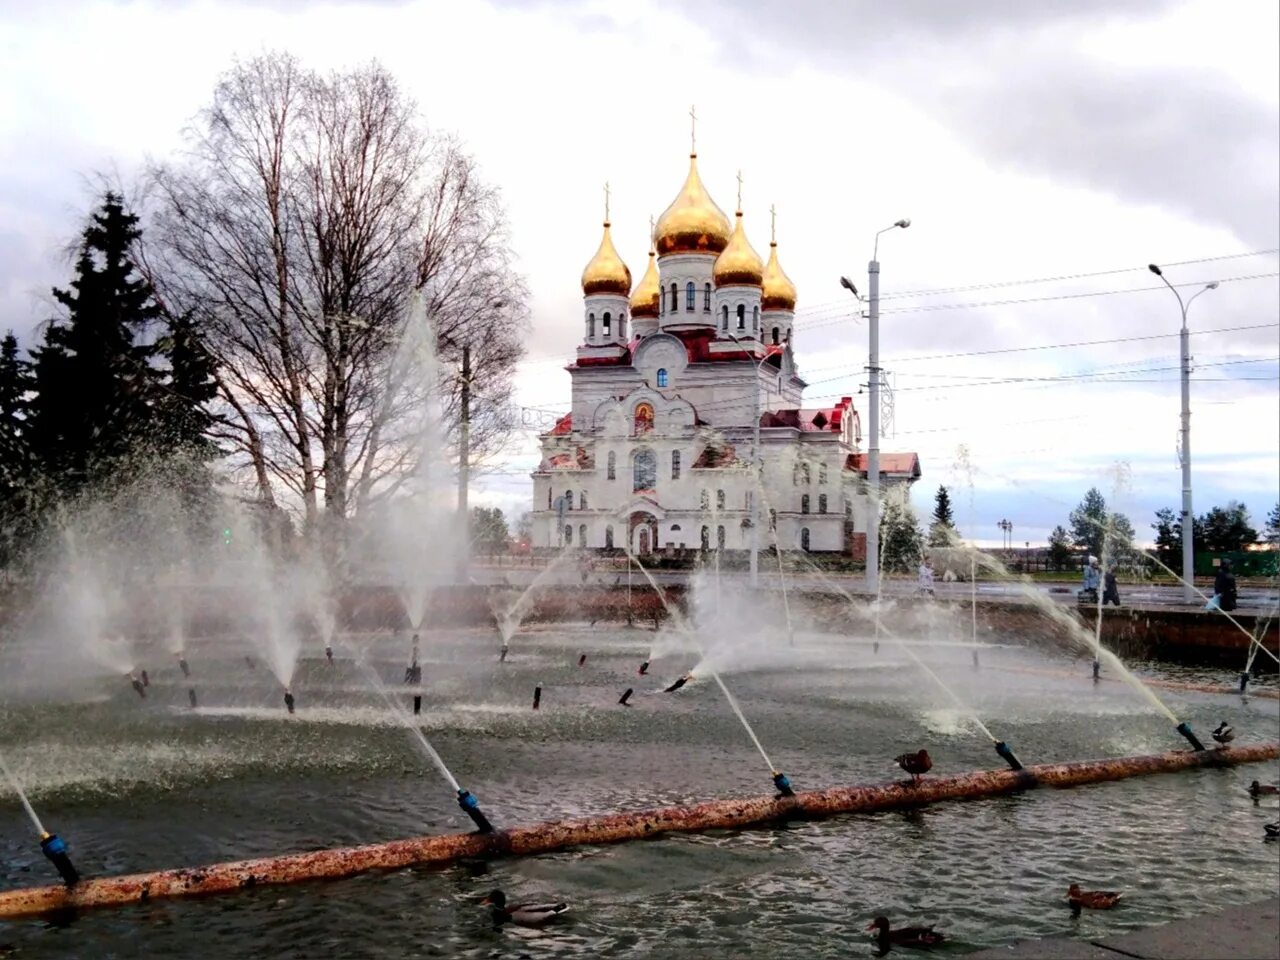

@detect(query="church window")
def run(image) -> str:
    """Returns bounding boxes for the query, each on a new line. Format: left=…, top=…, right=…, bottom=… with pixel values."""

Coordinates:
left=701, top=526, right=710, bottom=550
left=564, top=489, right=573, bottom=510
left=736, top=304, right=745, bottom=330
left=700, top=489, right=710, bottom=511
left=671, top=449, right=680, bottom=479
left=717, top=526, right=726, bottom=550
left=716, top=489, right=726, bottom=510
left=801, top=463, right=811, bottom=484
left=588, top=313, right=595, bottom=339
left=670, top=283, right=678, bottom=312
left=656, top=368, right=668, bottom=388
left=792, top=463, right=800, bottom=485
left=634, top=402, right=654, bottom=435
left=745, top=491, right=752, bottom=511
left=633, top=449, right=657, bottom=491
left=721, top=305, right=728, bottom=330
left=801, top=494, right=810, bottom=514
left=547, top=487, right=552, bottom=509
left=819, top=494, right=828, bottom=514
left=819, top=463, right=828, bottom=484
left=618, top=315, right=626, bottom=340
left=800, top=527, right=810, bottom=551
left=579, top=523, right=587, bottom=546
left=704, top=283, right=712, bottom=310
left=772, top=326, right=780, bottom=345
left=602, top=312, right=611, bottom=337
left=607, top=451, right=616, bottom=480
left=752, top=306, right=759, bottom=331
left=564, top=524, right=573, bottom=545
left=686, top=282, right=695, bottom=310
left=769, top=508, right=777, bottom=530
left=605, top=525, right=614, bottom=549
left=580, top=491, right=588, bottom=510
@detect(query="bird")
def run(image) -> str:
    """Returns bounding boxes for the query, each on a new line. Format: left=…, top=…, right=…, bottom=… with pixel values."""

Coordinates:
left=480, top=889, right=569, bottom=927
left=895, top=749, right=933, bottom=785
left=866, top=916, right=945, bottom=949
left=1248, top=780, right=1279, bottom=798
left=1264, top=823, right=1279, bottom=840
left=1211, top=722, right=1235, bottom=746
left=1068, top=884, right=1122, bottom=910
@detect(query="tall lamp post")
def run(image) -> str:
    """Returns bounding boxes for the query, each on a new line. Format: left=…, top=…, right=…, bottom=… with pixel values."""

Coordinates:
left=1148, top=264, right=1218, bottom=602
left=842, top=218, right=910, bottom=595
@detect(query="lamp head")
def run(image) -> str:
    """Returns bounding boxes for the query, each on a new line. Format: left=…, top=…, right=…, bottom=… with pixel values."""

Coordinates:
left=1206, top=281, right=1219, bottom=290
left=840, top=276, right=859, bottom=296
left=894, top=218, right=911, bottom=229
left=1148, top=263, right=1163, bottom=276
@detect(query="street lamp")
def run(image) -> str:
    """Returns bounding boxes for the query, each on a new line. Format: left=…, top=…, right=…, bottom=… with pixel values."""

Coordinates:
left=844, top=219, right=910, bottom=595
left=1148, top=264, right=1218, bottom=602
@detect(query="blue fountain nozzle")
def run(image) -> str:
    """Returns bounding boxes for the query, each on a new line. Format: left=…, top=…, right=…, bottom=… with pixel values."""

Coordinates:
left=456, top=789, right=495, bottom=834
left=1176, top=721, right=1206, bottom=751
left=40, top=832, right=80, bottom=887
left=1239, top=671, right=1250, bottom=694
left=772, top=771, right=795, bottom=798
left=638, top=659, right=650, bottom=676
left=994, top=741, right=1024, bottom=771
left=1091, top=659, right=1101, bottom=681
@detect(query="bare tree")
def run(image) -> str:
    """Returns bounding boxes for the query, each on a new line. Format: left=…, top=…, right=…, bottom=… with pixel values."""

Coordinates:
left=146, top=53, right=526, bottom=552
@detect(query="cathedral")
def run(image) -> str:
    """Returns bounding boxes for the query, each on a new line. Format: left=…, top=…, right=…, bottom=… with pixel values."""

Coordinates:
left=530, top=146, right=919, bottom=557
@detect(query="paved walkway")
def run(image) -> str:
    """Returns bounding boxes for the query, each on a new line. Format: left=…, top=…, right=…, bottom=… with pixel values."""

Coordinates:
left=965, top=898, right=1279, bottom=959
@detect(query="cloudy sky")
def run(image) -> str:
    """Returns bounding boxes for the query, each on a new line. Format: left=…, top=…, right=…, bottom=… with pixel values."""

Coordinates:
left=2, top=0, right=1277, bottom=545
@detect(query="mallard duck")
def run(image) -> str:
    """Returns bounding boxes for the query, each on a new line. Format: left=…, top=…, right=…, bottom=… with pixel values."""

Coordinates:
left=1211, top=722, right=1235, bottom=746
left=1248, top=780, right=1279, bottom=798
left=895, top=749, right=933, bottom=785
left=867, top=916, right=945, bottom=949
left=1264, top=822, right=1279, bottom=839
left=481, top=889, right=569, bottom=927
left=1068, top=884, right=1122, bottom=910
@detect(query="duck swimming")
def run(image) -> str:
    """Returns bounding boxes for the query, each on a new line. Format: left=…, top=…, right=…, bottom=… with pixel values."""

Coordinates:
left=1264, top=823, right=1279, bottom=840
left=481, top=889, right=569, bottom=927
left=1211, top=722, right=1235, bottom=746
left=867, top=916, right=945, bottom=949
left=1068, top=884, right=1122, bottom=910
left=1248, top=780, right=1279, bottom=798
left=895, top=749, right=933, bottom=785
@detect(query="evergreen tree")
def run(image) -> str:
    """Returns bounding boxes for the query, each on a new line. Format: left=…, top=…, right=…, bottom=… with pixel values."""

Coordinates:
left=880, top=498, right=924, bottom=573
left=1152, top=507, right=1181, bottom=567
left=469, top=506, right=510, bottom=556
left=27, top=193, right=162, bottom=491
left=1266, top=502, right=1280, bottom=547
left=157, top=311, right=219, bottom=455
left=1046, top=525, right=1073, bottom=571
left=0, top=331, right=35, bottom=570
left=1068, top=487, right=1134, bottom=560
left=1196, top=501, right=1258, bottom=552
left=928, top=484, right=958, bottom=546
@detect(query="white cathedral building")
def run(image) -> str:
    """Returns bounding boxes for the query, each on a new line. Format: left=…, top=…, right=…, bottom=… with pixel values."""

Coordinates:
left=530, top=150, right=919, bottom=557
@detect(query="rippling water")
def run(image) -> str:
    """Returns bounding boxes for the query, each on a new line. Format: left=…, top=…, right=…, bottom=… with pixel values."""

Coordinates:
left=1, top=624, right=1278, bottom=958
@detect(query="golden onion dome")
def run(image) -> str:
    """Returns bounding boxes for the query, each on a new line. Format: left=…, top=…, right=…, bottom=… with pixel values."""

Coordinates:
left=654, top=155, right=731, bottom=257
left=712, top=210, right=764, bottom=287
left=761, top=242, right=797, bottom=311
left=581, top=221, right=631, bottom=297
left=629, top=236, right=661, bottom=319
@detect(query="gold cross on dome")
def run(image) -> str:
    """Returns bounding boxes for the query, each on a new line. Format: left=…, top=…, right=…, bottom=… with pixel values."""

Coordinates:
left=689, top=104, right=697, bottom=154
left=649, top=213, right=656, bottom=247
left=770, top=204, right=777, bottom=243
left=604, top=181, right=610, bottom=222
left=736, top=170, right=744, bottom=212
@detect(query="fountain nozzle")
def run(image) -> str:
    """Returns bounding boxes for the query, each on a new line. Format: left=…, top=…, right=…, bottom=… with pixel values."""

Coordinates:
left=1175, top=721, right=1205, bottom=751
left=994, top=741, right=1023, bottom=771
left=664, top=674, right=691, bottom=694
left=1091, top=659, right=1101, bottom=681
left=499, top=643, right=509, bottom=663
left=188, top=688, right=198, bottom=709
left=772, top=771, right=795, bottom=798
left=456, top=789, right=495, bottom=834
left=325, top=646, right=334, bottom=665
left=618, top=687, right=634, bottom=706
left=413, top=694, right=422, bottom=715
left=284, top=690, right=296, bottom=714
left=1239, top=671, right=1250, bottom=694
left=638, top=660, right=650, bottom=676
left=577, top=653, right=587, bottom=667
left=177, top=654, right=190, bottom=678
left=127, top=674, right=146, bottom=699
left=40, top=832, right=80, bottom=887
left=532, top=684, right=542, bottom=710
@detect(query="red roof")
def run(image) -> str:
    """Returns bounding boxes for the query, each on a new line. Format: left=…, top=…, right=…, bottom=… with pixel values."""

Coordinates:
left=549, top=413, right=572, bottom=435
left=760, top=396, right=855, bottom=434
left=693, top=442, right=741, bottom=468
left=569, top=331, right=784, bottom=369
left=846, top=452, right=921, bottom=479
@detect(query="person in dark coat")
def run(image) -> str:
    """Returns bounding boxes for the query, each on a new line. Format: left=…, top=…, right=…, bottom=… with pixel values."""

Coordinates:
left=1102, top=565, right=1121, bottom=606
left=1214, top=559, right=1238, bottom=612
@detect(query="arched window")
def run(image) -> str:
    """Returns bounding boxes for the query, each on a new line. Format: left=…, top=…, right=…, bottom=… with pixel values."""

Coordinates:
left=717, top=525, right=726, bottom=550
left=701, top=526, right=710, bottom=550
left=801, top=494, right=810, bottom=514
left=656, top=368, right=668, bottom=388
left=634, top=402, right=654, bottom=435
left=801, top=463, right=811, bottom=484
left=721, top=305, right=728, bottom=330
left=736, top=304, right=745, bottom=330
left=618, top=314, right=626, bottom=340
left=800, top=528, right=810, bottom=551
left=772, top=326, right=780, bottom=345
left=716, top=489, right=726, bottom=510
left=671, top=449, right=681, bottom=479
left=607, top=451, right=616, bottom=480
left=819, top=463, right=828, bottom=485
left=579, top=523, right=587, bottom=546
left=686, top=281, right=695, bottom=310
left=633, top=448, right=657, bottom=491
left=670, top=523, right=681, bottom=532
left=703, top=283, right=712, bottom=311
left=565, top=489, right=573, bottom=510
left=745, top=490, right=752, bottom=511
left=752, top=306, right=759, bottom=331
left=564, top=524, right=573, bottom=545
left=547, top=487, right=552, bottom=509
left=792, top=463, right=800, bottom=485
left=769, top=508, right=777, bottom=530
left=605, top=525, right=614, bottom=549
left=700, top=489, right=710, bottom=511
left=602, top=312, right=611, bottom=337
left=818, top=494, right=828, bottom=514
left=588, top=313, right=595, bottom=339
left=670, top=283, right=678, bottom=312
left=580, top=491, right=588, bottom=510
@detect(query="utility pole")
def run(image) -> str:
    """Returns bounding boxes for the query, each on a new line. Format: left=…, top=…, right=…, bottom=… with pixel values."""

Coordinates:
left=457, top=344, right=471, bottom=578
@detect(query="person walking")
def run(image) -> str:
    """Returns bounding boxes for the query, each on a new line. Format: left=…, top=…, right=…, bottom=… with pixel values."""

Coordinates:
left=1102, top=564, right=1121, bottom=607
left=1214, top=559, right=1238, bottom=612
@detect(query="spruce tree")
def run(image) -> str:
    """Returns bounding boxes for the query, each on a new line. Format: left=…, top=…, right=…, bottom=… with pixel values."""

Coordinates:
left=0, top=331, right=35, bottom=570
left=880, top=497, right=925, bottom=573
left=928, top=484, right=958, bottom=546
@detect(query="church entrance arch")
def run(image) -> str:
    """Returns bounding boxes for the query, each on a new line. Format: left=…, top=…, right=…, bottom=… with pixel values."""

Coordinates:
left=629, top=511, right=659, bottom=555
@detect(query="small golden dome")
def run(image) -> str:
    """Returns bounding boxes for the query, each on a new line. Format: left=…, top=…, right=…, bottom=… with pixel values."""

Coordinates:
left=581, top=221, right=631, bottom=297
left=654, top=155, right=731, bottom=257
left=713, top=210, right=764, bottom=287
left=762, top=242, right=797, bottom=311
left=629, top=237, right=660, bottom=319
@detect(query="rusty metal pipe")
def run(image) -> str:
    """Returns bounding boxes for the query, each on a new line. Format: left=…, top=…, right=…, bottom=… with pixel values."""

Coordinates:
left=0, top=742, right=1274, bottom=920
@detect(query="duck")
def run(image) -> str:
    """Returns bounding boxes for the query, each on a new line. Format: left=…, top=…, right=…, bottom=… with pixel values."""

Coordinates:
left=895, top=749, right=933, bottom=785
left=480, top=889, right=569, bottom=927
left=1248, top=780, right=1279, bottom=798
left=1264, top=823, right=1279, bottom=840
left=867, top=916, right=945, bottom=949
left=1211, top=722, right=1235, bottom=746
left=1068, top=884, right=1122, bottom=910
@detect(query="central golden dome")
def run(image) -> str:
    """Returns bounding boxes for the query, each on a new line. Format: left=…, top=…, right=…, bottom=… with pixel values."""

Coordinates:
left=713, top=210, right=764, bottom=286
left=629, top=235, right=660, bottom=319
left=581, top=221, right=631, bottom=297
left=654, top=155, right=731, bottom=257
left=761, top=242, right=797, bottom=310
